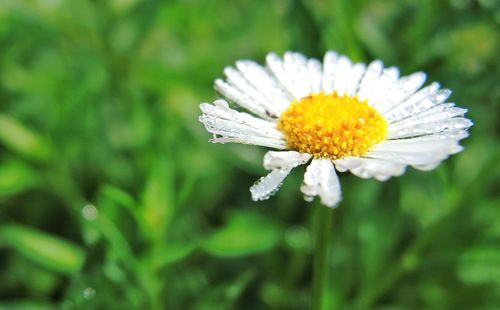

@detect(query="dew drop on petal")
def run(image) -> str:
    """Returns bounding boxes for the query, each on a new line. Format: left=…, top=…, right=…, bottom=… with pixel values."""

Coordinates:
left=303, top=195, right=315, bottom=202
left=82, top=204, right=98, bottom=221
left=83, top=287, right=96, bottom=300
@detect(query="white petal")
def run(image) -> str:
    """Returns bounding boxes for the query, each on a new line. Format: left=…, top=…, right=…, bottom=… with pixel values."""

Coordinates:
left=266, top=52, right=310, bottom=100
left=214, top=79, right=269, bottom=118
left=301, top=159, right=342, bottom=208
left=372, top=138, right=464, bottom=155
left=322, top=51, right=339, bottom=93
left=378, top=72, right=427, bottom=114
left=367, top=137, right=465, bottom=168
left=251, top=150, right=313, bottom=202
left=307, top=58, right=323, bottom=94
left=332, top=56, right=353, bottom=95
left=284, top=52, right=311, bottom=96
left=357, top=60, right=384, bottom=101
left=412, top=161, right=442, bottom=171
left=199, top=100, right=287, bottom=149
left=391, top=130, right=469, bottom=142
left=210, top=136, right=287, bottom=149
left=234, top=60, right=292, bottom=115
left=344, top=63, right=366, bottom=96
left=223, top=66, right=276, bottom=114
left=382, top=82, right=442, bottom=122
left=396, top=72, right=427, bottom=97
left=337, top=136, right=459, bottom=176
left=370, top=71, right=426, bottom=113
left=201, top=114, right=282, bottom=140
left=365, top=67, right=400, bottom=110
left=391, top=88, right=452, bottom=118
left=265, top=53, right=295, bottom=98
left=200, top=100, right=280, bottom=133
left=387, top=117, right=473, bottom=139
left=263, top=151, right=312, bottom=170
left=365, top=150, right=441, bottom=166
left=333, top=157, right=364, bottom=172
left=334, top=157, right=406, bottom=181
left=389, top=104, right=465, bottom=128
left=250, top=168, right=292, bottom=201
left=353, top=159, right=405, bottom=181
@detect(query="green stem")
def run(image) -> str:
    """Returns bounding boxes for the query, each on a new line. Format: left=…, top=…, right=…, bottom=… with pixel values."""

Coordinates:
left=312, top=205, right=334, bottom=310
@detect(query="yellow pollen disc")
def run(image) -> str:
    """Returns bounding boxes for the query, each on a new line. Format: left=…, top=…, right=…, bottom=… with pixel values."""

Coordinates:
left=277, top=91, right=388, bottom=159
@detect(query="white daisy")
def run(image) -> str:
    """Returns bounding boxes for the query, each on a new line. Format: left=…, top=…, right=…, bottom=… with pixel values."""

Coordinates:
left=199, top=51, right=473, bottom=208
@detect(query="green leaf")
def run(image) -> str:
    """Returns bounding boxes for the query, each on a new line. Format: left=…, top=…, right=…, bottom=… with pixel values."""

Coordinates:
left=101, top=184, right=138, bottom=219
left=400, top=171, right=453, bottom=228
left=0, top=301, right=54, bottom=310
left=90, top=208, right=138, bottom=267
left=102, top=184, right=136, bottom=207
left=0, top=224, right=85, bottom=274
left=472, top=199, right=500, bottom=238
left=141, top=157, right=175, bottom=239
left=0, top=114, right=53, bottom=162
left=203, top=211, right=280, bottom=257
left=458, top=246, right=500, bottom=286
left=158, top=241, right=199, bottom=268
left=225, top=270, right=255, bottom=301
left=110, top=0, right=141, bottom=15
left=0, top=160, right=38, bottom=197
left=194, top=270, right=256, bottom=309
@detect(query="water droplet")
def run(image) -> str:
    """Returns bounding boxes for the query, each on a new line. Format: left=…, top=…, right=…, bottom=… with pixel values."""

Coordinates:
left=303, top=195, right=314, bottom=202
left=83, top=287, right=96, bottom=300
left=82, top=204, right=98, bottom=221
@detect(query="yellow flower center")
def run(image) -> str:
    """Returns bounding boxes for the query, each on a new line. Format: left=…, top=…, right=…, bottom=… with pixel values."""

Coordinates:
left=277, top=91, right=388, bottom=159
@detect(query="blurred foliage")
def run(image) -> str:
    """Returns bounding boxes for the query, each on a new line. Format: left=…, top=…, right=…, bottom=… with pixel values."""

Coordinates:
left=0, top=0, right=499, bottom=309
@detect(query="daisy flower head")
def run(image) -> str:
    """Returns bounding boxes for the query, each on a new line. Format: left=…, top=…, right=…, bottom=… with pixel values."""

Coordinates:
left=199, top=51, right=473, bottom=208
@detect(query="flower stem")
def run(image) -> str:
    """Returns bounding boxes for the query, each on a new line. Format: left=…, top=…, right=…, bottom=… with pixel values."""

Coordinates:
left=312, top=205, right=334, bottom=310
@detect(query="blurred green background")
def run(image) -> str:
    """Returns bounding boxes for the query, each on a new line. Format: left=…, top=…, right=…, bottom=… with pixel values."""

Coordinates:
left=0, top=0, right=499, bottom=309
